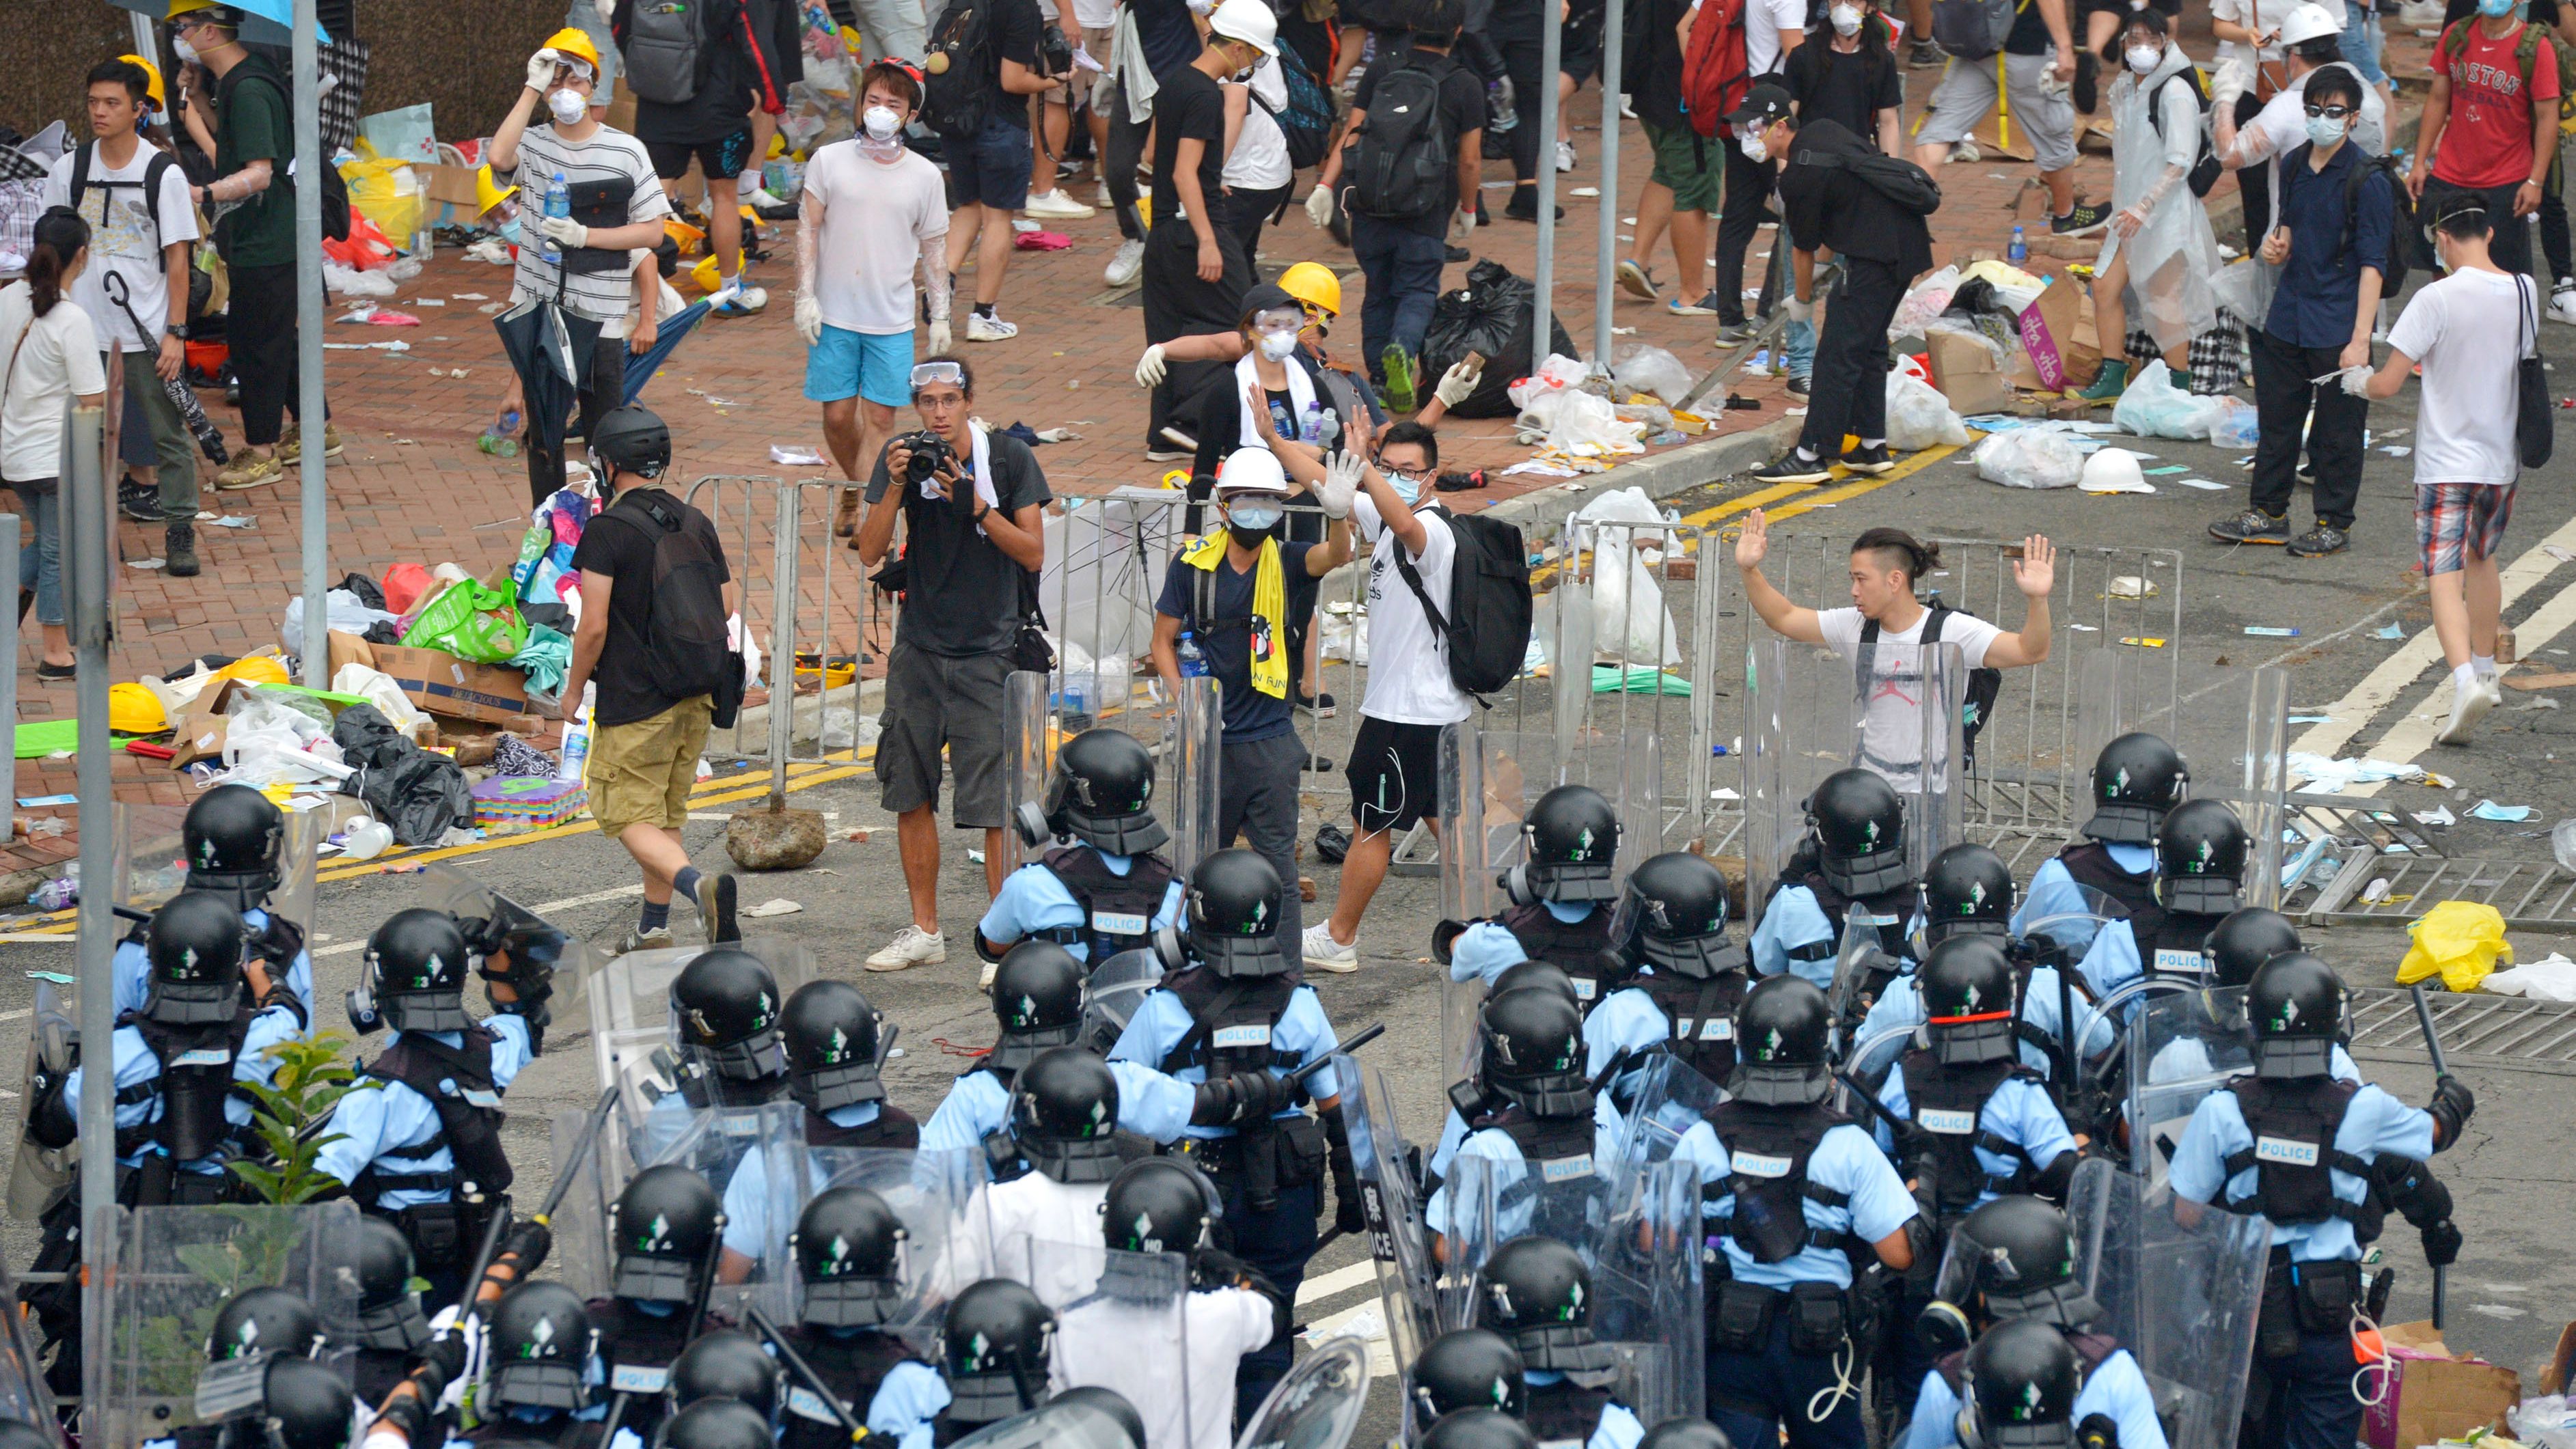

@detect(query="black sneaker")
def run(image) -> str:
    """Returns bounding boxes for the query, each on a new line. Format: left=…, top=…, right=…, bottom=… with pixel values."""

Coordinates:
left=1840, top=442, right=1896, bottom=475
left=2052, top=202, right=2113, bottom=236
left=1505, top=191, right=1565, bottom=222
left=1751, top=452, right=1835, bottom=484
left=164, top=521, right=199, bottom=579
left=1446, top=244, right=1471, bottom=263
left=2287, top=523, right=2351, bottom=557
left=1909, top=38, right=1945, bottom=66
left=2208, top=508, right=2291, bottom=544
left=696, top=870, right=740, bottom=943
left=118, top=478, right=161, bottom=523
left=1716, top=322, right=1761, bottom=346
left=1783, top=376, right=1812, bottom=402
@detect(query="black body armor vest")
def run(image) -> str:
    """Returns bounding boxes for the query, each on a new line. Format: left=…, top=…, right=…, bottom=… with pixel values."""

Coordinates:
left=1704, top=1101, right=1852, bottom=1264
left=1038, top=845, right=1177, bottom=961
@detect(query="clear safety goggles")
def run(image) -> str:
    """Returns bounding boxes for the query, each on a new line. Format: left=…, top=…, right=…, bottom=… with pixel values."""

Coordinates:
left=910, top=360, right=966, bottom=393
left=556, top=56, right=598, bottom=83
left=1251, top=307, right=1306, bottom=336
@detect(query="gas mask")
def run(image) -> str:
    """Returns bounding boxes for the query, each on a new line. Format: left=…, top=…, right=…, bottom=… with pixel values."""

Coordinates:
left=548, top=88, right=588, bottom=126
left=1225, top=500, right=1284, bottom=548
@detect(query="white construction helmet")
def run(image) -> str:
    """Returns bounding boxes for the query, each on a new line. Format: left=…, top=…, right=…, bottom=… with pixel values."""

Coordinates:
left=1216, top=447, right=1294, bottom=498
left=2277, top=3, right=2343, bottom=49
left=1209, top=0, right=1281, bottom=57
left=2080, top=447, right=2150, bottom=495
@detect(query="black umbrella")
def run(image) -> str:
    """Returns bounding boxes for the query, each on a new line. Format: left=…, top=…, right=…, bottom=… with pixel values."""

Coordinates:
left=494, top=285, right=605, bottom=486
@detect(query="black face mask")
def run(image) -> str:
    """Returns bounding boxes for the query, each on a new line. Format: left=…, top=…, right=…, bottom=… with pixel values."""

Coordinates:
left=1227, top=520, right=1280, bottom=550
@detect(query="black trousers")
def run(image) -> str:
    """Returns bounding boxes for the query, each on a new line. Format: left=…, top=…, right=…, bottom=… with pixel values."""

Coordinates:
left=1501, top=36, right=1546, bottom=185
left=2250, top=328, right=2366, bottom=529
left=225, top=259, right=320, bottom=447
left=1222, top=1176, right=1319, bottom=1423
left=1798, top=255, right=1910, bottom=456
left=526, top=333, right=629, bottom=508
left=1716, top=142, right=1782, bottom=328
left=1141, top=218, right=1254, bottom=448
left=1225, top=183, right=1295, bottom=260
left=1106, top=81, right=1151, bottom=243
left=2421, top=177, right=2534, bottom=279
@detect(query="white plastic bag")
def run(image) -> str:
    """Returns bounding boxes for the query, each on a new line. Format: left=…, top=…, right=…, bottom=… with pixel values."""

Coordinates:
left=2206, top=395, right=2260, bottom=448
left=1612, top=344, right=1695, bottom=406
left=1884, top=373, right=1971, bottom=451
left=1974, top=428, right=2087, bottom=489
left=324, top=262, right=398, bottom=299
left=1570, top=488, right=1682, bottom=665
left=329, top=661, right=432, bottom=737
left=282, top=589, right=401, bottom=659
left=1542, top=391, right=1647, bottom=456
left=2110, top=360, right=2226, bottom=440
left=1510, top=353, right=1592, bottom=432
left=1889, top=264, right=1964, bottom=337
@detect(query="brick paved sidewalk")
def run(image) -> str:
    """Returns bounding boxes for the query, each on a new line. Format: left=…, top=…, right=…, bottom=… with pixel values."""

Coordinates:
left=0, top=16, right=2437, bottom=887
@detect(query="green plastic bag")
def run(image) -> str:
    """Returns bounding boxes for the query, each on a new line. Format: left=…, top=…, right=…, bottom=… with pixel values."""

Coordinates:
left=401, top=579, right=530, bottom=664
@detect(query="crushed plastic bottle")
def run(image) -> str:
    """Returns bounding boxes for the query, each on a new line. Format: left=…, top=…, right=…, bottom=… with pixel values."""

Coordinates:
left=29, top=876, right=76, bottom=911
left=479, top=409, right=522, bottom=457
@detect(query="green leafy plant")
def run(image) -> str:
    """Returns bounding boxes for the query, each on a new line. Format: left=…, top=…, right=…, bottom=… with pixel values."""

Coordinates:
left=228, top=1034, right=378, bottom=1205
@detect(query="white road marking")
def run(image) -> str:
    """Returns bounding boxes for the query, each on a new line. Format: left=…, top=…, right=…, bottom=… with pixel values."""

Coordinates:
left=1295, top=1258, right=1377, bottom=1306
left=2332, top=564, right=2576, bottom=790
left=312, top=883, right=649, bottom=956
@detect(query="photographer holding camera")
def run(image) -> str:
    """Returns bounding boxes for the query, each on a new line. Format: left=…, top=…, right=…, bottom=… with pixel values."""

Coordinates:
left=855, top=356, right=1052, bottom=974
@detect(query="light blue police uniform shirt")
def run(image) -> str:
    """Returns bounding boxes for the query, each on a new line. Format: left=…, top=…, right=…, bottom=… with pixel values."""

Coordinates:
left=2079, top=909, right=2235, bottom=1004
left=920, top=1060, right=1200, bottom=1161
left=724, top=1102, right=880, bottom=1259
left=67, top=1003, right=304, bottom=1174
left=1519, top=1377, right=1645, bottom=1449
left=1669, top=1116, right=1919, bottom=1291
left=1107, top=982, right=1341, bottom=1140
left=865, top=1359, right=951, bottom=1449
left=2144, top=1039, right=2358, bottom=1088
left=115, top=905, right=315, bottom=1019
left=2165, top=1081, right=2435, bottom=1262
left=313, top=1015, right=535, bottom=1208
left=1874, top=1066, right=2077, bottom=1211
left=1860, top=964, right=2113, bottom=1079
left=1423, top=1094, right=1628, bottom=1238
left=1582, top=980, right=1675, bottom=1080
left=1753, top=887, right=1912, bottom=988
left=1899, top=1344, right=2167, bottom=1449
left=976, top=853, right=1186, bottom=962
left=2012, top=845, right=2154, bottom=948
left=1451, top=901, right=1604, bottom=1002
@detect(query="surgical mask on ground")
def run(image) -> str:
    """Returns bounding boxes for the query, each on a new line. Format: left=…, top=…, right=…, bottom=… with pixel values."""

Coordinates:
left=863, top=105, right=903, bottom=141
left=548, top=88, right=588, bottom=125
left=1385, top=470, right=1425, bottom=503
left=2126, top=44, right=2161, bottom=72
left=1831, top=5, right=1863, bottom=34
left=2304, top=113, right=2348, bottom=147
left=1226, top=501, right=1284, bottom=532
left=1740, top=132, right=1769, bottom=164
left=1256, top=330, right=1300, bottom=361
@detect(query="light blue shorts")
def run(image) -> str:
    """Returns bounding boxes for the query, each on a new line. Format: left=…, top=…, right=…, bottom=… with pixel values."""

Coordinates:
left=2340, top=0, right=2389, bottom=89
left=804, top=325, right=915, bottom=406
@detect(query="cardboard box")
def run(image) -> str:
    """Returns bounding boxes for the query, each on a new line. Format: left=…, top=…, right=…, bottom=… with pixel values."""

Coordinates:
left=367, top=644, right=531, bottom=725
left=1926, top=329, right=2012, bottom=416
left=169, top=715, right=229, bottom=770
left=2360, top=1321, right=2521, bottom=1449
left=413, top=163, right=492, bottom=228
left=2016, top=277, right=2102, bottom=391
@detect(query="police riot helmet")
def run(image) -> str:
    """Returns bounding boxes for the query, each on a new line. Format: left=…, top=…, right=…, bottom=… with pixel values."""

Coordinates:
left=484, top=1280, right=598, bottom=1412
left=2085, top=732, right=2189, bottom=845
left=665, top=1329, right=783, bottom=1423
left=939, top=1279, right=1056, bottom=1424
left=1476, top=986, right=1592, bottom=1118
left=1501, top=785, right=1621, bottom=907
left=609, top=1163, right=726, bottom=1306
left=206, top=1286, right=321, bottom=1366
left=1423, top=1410, right=1540, bottom=1449
left=987, top=940, right=1086, bottom=1072
left=1729, top=974, right=1833, bottom=1105
left=143, top=889, right=249, bottom=1027
left=1490, top=959, right=1582, bottom=1008
left=1920, top=844, right=2016, bottom=947
left=1473, top=1236, right=1613, bottom=1375
left=792, top=1184, right=909, bottom=1327
left=2154, top=800, right=2249, bottom=916
left=655, top=1397, right=774, bottom=1449
left=1607, top=851, right=1736, bottom=978
left=1919, top=1195, right=2098, bottom=1353
left=1919, top=935, right=2020, bottom=1067
left=1047, top=1387, right=1147, bottom=1449
left=1411, top=1327, right=1528, bottom=1420
left=1179, top=848, right=1289, bottom=978
left=1961, top=1319, right=2081, bottom=1449
left=2247, top=951, right=2346, bottom=1079
left=1805, top=769, right=1908, bottom=897
left=1008, top=1047, right=1123, bottom=1184
left=348, top=1215, right=430, bottom=1354
left=2204, top=907, right=2304, bottom=989
left=260, top=1355, right=359, bottom=1449
left=361, top=907, right=474, bottom=1034
left=1103, top=1157, right=1214, bottom=1256
left=1034, top=728, right=1169, bottom=856
left=1639, top=1422, right=1737, bottom=1449
left=672, top=948, right=789, bottom=1091
left=590, top=403, right=672, bottom=481
left=182, top=782, right=286, bottom=909
left=781, top=978, right=886, bottom=1114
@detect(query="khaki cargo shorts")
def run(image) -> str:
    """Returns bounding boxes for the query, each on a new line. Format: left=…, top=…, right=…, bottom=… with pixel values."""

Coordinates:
left=588, top=694, right=713, bottom=836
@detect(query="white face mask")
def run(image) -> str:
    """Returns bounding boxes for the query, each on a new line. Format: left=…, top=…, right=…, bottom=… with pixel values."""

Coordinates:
left=2303, top=113, right=2348, bottom=147
left=2125, top=44, right=2161, bottom=72
left=862, top=105, right=903, bottom=141
left=547, top=88, right=588, bottom=125
left=174, top=36, right=200, bottom=64
left=1256, top=330, right=1300, bottom=361
left=1740, top=130, right=1770, bottom=164
left=1831, top=5, right=1863, bottom=34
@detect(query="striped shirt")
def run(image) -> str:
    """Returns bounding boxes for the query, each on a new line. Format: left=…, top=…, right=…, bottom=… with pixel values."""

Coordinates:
left=508, top=123, right=671, bottom=324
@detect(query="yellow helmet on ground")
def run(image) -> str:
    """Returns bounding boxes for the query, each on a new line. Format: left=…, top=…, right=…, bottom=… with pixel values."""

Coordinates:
left=540, top=26, right=605, bottom=74
left=1277, top=261, right=1342, bottom=318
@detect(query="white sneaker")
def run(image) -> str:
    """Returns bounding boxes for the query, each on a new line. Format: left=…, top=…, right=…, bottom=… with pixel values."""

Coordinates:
left=966, top=312, right=1020, bottom=342
left=1011, top=217, right=1043, bottom=234
left=866, top=925, right=948, bottom=971
left=2435, top=676, right=2501, bottom=746
left=1104, top=238, right=1145, bottom=287
left=1302, top=922, right=1359, bottom=973
left=2551, top=284, right=2576, bottom=325
left=1025, top=189, right=1096, bottom=220
left=1095, top=181, right=1114, bottom=210
left=741, top=185, right=789, bottom=210
left=1555, top=140, right=1577, bottom=172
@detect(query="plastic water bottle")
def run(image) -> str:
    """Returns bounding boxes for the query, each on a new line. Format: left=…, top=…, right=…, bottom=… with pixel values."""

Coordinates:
left=2008, top=225, right=2028, bottom=265
left=1176, top=632, right=1211, bottom=680
left=479, top=408, right=522, bottom=458
left=542, top=171, right=571, bottom=258
left=558, top=683, right=594, bottom=780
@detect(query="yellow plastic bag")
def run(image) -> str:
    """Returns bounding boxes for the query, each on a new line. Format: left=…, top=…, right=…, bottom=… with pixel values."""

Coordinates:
left=339, top=156, right=424, bottom=246
left=2396, top=900, right=2515, bottom=993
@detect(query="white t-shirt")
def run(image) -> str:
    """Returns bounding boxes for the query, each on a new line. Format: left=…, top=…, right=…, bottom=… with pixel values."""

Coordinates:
left=1814, top=604, right=2002, bottom=784
left=2387, top=267, right=2540, bottom=486
left=1223, top=60, right=1293, bottom=192
left=2210, top=0, right=2286, bottom=70
left=508, top=122, right=671, bottom=325
left=0, top=284, right=105, bottom=484
left=43, top=143, right=199, bottom=353
left=1056, top=1289, right=1274, bottom=1449
left=1746, top=0, right=1811, bottom=78
left=801, top=140, right=950, bottom=335
left=2242, top=66, right=2387, bottom=166
left=1354, top=494, right=1472, bottom=726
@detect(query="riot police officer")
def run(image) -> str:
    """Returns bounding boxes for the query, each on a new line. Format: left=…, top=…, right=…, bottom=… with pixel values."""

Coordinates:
left=1580, top=851, right=1751, bottom=1094
left=1472, top=1237, right=1648, bottom=1448
left=717, top=979, right=915, bottom=1284
left=2126, top=908, right=2369, bottom=1156
left=2014, top=732, right=2187, bottom=953
left=978, top=728, right=1186, bottom=980
left=934, top=1279, right=1057, bottom=1443
left=2168, top=953, right=2465, bottom=1449
left=466, top=1280, right=607, bottom=1445
left=139, top=1288, right=331, bottom=1449
left=1677, top=976, right=1925, bottom=1449
left=655, top=1400, right=773, bottom=1449
left=1951, top=1321, right=2110, bottom=1449
left=932, top=1047, right=1136, bottom=1306
left=1859, top=845, right=2102, bottom=1081
left=1422, top=986, right=1626, bottom=1249
left=1752, top=770, right=1917, bottom=987
left=1445, top=786, right=1627, bottom=1008
left=347, top=1216, right=432, bottom=1405
left=115, top=783, right=316, bottom=1019
left=314, top=907, right=538, bottom=1303
left=586, top=1164, right=731, bottom=1444
left=666, top=947, right=791, bottom=1110
left=257, top=1355, right=361, bottom=1449
left=1107, top=847, right=1358, bottom=1411
left=663, top=1331, right=783, bottom=1422
left=1412, top=1328, right=1529, bottom=1424
left=2074, top=800, right=2251, bottom=1002
left=770, top=1185, right=948, bottom=1449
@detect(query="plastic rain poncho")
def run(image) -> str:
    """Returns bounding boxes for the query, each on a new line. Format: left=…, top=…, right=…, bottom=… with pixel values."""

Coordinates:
left=2097, top=48, right=2224, bottom=353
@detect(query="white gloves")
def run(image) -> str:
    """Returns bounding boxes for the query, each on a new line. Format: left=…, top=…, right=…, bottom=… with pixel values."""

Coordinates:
left=1318, top=450, right=1366, bottom=520
left=1433, top=358, right=1483, bottom=409
left=2339, top=363, right=2374, bottom=397
left=535, top=215, right=589, bottom=249
left=794, top=292, right=823, bottom=348
left=525, top=49, right=562, bottom=92
left=1451, top=206, right=1476, bottom=240
left=1784, top=294, right=1814, bottom=324
left=1135, top=343, right=1169, bottom=387
left=1304, top=187, right=1335, bottom=230
left=927, top=318, right=953, bottom=355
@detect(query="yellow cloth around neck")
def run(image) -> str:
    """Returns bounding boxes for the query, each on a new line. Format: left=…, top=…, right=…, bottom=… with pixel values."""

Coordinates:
left=1180, top=532, right=1287, bottom=699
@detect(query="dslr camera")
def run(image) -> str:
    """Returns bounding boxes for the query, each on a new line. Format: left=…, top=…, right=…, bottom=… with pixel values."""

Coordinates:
left=896, top=428, right=958, bottom=487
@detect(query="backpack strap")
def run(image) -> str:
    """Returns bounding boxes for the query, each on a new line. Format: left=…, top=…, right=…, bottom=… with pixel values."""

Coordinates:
left=69, top=143, right=91, bottom=218
left=1387, top=514, right=1451, bottom=637
left=143, top=151, right=174, bottom=245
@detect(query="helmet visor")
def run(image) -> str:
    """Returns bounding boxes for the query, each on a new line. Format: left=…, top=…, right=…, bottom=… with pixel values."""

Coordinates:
left=146, top=976, right=243, bottom=1026
left=1190, top=927, right=1290, bottom=978
left=351, top=1296, right=431, bottom=1353
left=489, top=1359, right=589, bottom=1413
left=612, top=1251, right=701, bottom=1305
left=1531, top=860, right=1620, bottom=904
left=793, top=1057, right=887, bottom=1112
left=380, top=989, right=472, bottom=1034
left=799, top=1272, right=906, bottom=1328
left=2081, top=801, right=2162, bottom=845
left=985, top=1020, right=1082, bottom=1073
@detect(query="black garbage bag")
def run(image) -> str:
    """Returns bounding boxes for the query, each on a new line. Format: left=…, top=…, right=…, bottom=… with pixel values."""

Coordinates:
left=360, top=620, right=405, bottom=645
left=332, top=704, right=474, bottom=846
left=1421, top=258, right=1578, bottom=419
left=337, top=572, right=387, bottom=610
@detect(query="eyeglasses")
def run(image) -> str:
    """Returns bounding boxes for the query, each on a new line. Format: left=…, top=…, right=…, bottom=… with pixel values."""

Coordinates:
left=2303, top=103, right=2355, bottom=119
left=909, top=361, right=965, bottom=391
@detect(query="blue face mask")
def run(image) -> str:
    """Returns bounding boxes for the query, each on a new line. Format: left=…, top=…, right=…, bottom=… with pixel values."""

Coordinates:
left=2478, top=0, right=2517, bottom=17
left=2303, top=113, right=2348, bottom=147
left=1385, top=469, right=1425, bottom=504
left=499, top=216, right=523, bottom=245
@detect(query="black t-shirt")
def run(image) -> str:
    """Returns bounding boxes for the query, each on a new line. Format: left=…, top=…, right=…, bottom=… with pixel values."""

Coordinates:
left=618, top=0, right=756, bottom=145
left=2005, top=0, right=2055, bottom=56
left=1153, top=542, right=1317, bottom=743
left=1134, top=0, right=1206, bottom=77
left=1779, top=118, right=1936, bottom=275
left=568, top=488, right=734, bottom=728
left=1352, top=49, right=1489, bottom=237
left=866, top=430, right=1054, bottom=657
left=1787, top=33, right=1904, bottom=146
left=974, top=0, right=1046, bottom=132
left=1631, top=0, right=1695, bottom=130
left=1151, top=65, right=1229, bottom=217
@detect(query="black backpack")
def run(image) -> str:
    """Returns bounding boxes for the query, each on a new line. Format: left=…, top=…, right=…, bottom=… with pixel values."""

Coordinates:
left=1857, top=603, right=2003, bottom=773
left=922, top=0, right=1000, bottom=136
left=611, top=488, right=736, bottom=706
left=213, top=62, right=351, bottom=243
left=1803, top=147, right=1943, bottom=216
left=2284, top=141, right=2414, bottom=302
left=1389, top=505, right=1533, bottom=701
left=1347, top=53, right=1460, bottom=219
left=68, top=143, right=180, bottom=250
left=623, top=0, right=710, bottom=105
left=2143, top=69, right=2223, bottom=199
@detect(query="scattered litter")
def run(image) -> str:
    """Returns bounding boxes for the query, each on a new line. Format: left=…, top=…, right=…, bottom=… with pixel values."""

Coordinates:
left=411, top=297, right=446, bottom=306
left=1622, top=217, right=1638, bottom=225
left=2486, top=952, right=2576, bottom=1002
left=200, top=516, right=256, bottom=528
left=15, top=795, right=74, bottom=808
left=1570, top=187, right=1601, bottom=197
left=2119, top=636, right=2167, bottom=648
left=2068, top=623, right=2099, bottom=631
left=2245, top=626, right=2301, bottom=637
left=1611, top=325, right=1637, bottom=335
left=768, top=445, right=828, bottom=466
left=477, top=302, right=506, bottom=314
left=2468, top=799, right=2534, bottom=822
left=740, top=898, right=804, bottom=918
left=842, top=828, right=872, bottom=843
left=2412, top=806, right=2456, bottom=826
left=2288, top=715, right=2333, bottom=723
left=426, top=366, right=471, bottom=378
left=2376, top=622, right=2407, bottom=639
left=325, top=340, right=412, bottom=351
left=1557, top=482, right=1589, bottom=492
left=705, top=396, right=747, bottom=408
left=2105, top=575, right=2158, bottom=599
left=1032, top=428, right=1082, bottom=443
left=451, top=292, right=487, bottom=300
left=2511, top=694, right=2562, bottom=710
left=1712, top=787, right=1741, bottom=801
left=2383, top=445, right=2411, bottom=456
left=2288, top=754, right=2424, bottom=792
left=2545, top=544, right=2575, bottom=563
left=128, top=557, right=165, bottom=569
left=2471, top=1303, right=2530, bottom=1321
left=968, top=848, right=987, bottom=864
left=2142, top=465, right=2188, bottom=475
left=1501, top=459, right=1581, bottom=478
left=2174, top=477, right=2228, bottom=490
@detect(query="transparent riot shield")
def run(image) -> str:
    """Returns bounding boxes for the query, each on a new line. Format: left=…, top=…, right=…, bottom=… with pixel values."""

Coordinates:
left=1444, top=1155, right=1704, bottom=1426
left=2064, top=1159, right=2271, bottom=1449
left=2072, top=648, right=2179, bottom=801
left=2178, top=666, right=2292, bottom=911
left=1333, top=1058, right=1445, bottom=1385
left=0, top=1257, right=55, bottom=1430
left=111, top=801, right=322, bottom=930
left=1022, top=1237, right=1193, bottom=1439
left=422, top=863, right=575, bottom=1032
left=1078, top=949, right=1165, bottom=1055
left=547, top=1105, right=621, bottom=1300
left=2020, top=884, right=2134, bottom=973
left=5, top=981, right=78, bottom=1219
left=100, top=1202, right=366, bottom=1449
left=1742, top=637, right=1965, bottom=926
left=1234, top=1334, right=1372, bottom=1449
left=1001, top=669, right=1052, bottom=879
left=1168, top=673, right=1223, bottom=874
left=2124, top=986, right=2254, bottom=1187
left=579, top=937, right=812, bottom=1125
left=804, top=1146, right=983, bottom=1343
left=554, top=1101, right=808, bottom=1323
left=1614, top=1051, right=1728, bottom=1168
left=1846, top=1023, right=1921, bottom=1096
left=946, top=1395, right=1163, bottom=1449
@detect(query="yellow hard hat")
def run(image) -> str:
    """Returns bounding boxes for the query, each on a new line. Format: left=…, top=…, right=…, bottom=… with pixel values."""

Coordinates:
left=165, top=0, right=230, bottom=20
left=474, top=163, right=518, bottom=218
left=1277, top=261, right=1343, bottom=318
left=109, top=682, right=168, bottom=736
left=118, top=55, right=167, bottom=112
left=540, top=27, right=604, bottom=74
